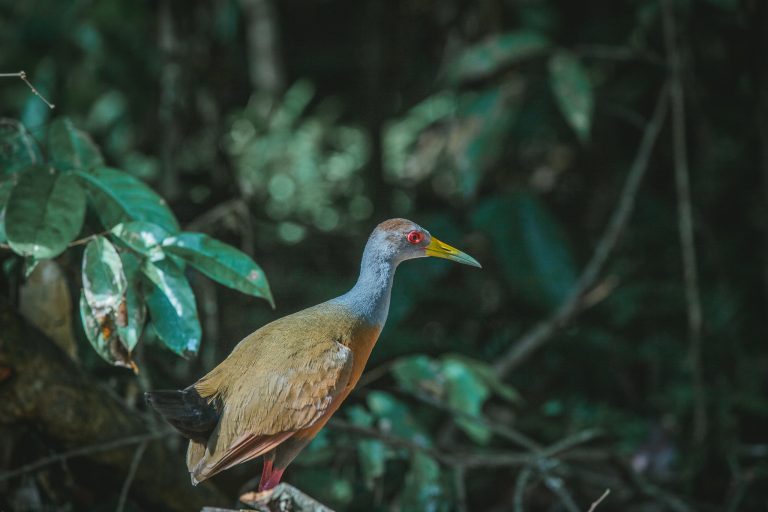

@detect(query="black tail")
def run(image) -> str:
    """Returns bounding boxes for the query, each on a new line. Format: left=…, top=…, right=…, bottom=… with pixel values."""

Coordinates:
left=145, top=387, right=220, bottom=442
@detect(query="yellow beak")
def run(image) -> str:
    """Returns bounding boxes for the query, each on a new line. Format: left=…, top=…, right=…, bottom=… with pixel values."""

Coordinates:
left=425, top=237, right=482, bottom=268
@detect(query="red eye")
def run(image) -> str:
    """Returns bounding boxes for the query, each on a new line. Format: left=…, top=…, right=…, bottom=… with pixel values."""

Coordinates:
left=406, top=230, right=424, bottom=244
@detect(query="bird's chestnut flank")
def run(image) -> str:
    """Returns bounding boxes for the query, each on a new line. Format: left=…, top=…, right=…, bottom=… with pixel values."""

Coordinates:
left=146, top=218, right=480, bottom=495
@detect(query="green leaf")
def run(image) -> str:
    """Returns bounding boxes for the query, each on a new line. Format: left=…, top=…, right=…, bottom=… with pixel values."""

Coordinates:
left=0, top=119, right=42, bottom=177
left=448, top=31, right=550, bottom=83
left=79, top=291, right=137, bottom=371
left=162, top=232, right=273, bottom=307
left=111, top=221, right=169, bottom=261
left=48, top=117, right=104, bottom=171
left=367, top=391, right=432, bottom=447
left=5, top=165, right=86, bottom=259
left=82, top=236, right=126, bottom=314
left=347, top=406, right=386, bottom=489
left=117, top=252, right=146, bottom=352
left=548, top=51, right=594, bottom=142
left=0, top=179, right=14, bottom=243
left=142, top=259, right=201, bottom=357
left=74, top=167, right=179, bottom=233
left=473, top=193, right=577, bottom=309
left=443, top=354, right=520, bottom=403
left=392, top=355, right=444, bottom=397
left=401, top=453, right=446, bottom=512
left=451, top=88, right=518, bottom=197
left=442, top=358, right=491, bottom=444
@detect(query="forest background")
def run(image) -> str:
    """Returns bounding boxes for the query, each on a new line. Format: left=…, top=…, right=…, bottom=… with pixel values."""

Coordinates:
left=0, top=0, right=766, bottom=511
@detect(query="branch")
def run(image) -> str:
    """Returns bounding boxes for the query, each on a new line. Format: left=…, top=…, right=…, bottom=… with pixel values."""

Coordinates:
left=494, top=85, right=670, bottom=377
left=586, top=489, right=611, bottom=512
left=662, top=0, right=707, bottom=444
left=116, top=440, right=149, bottom=512
left=0, top=431, right=169, bottom=483
left=0, top=71, right=55, bottom=109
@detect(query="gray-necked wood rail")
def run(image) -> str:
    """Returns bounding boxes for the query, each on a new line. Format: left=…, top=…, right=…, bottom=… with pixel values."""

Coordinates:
left=146, top=218, right=480, bottom=491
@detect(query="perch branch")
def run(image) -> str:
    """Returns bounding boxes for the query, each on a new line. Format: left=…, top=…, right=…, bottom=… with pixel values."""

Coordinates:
left=662, top=0, right=707, bottom=444
left=494, top=85, right=670, bottom=377
left=0, top=71, right=55, bottom=109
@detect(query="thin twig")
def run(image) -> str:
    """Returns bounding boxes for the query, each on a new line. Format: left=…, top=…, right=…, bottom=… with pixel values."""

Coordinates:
left=586, top=489, right=610, bottom=512
left=0, top=430, right=172, bottom=483
left=453, top=466, right=468, bottom=512
left=513, top=467, right=534, bottom=512
left=494, top=85, right=670, bottom=377
left=662, top=0, right=707, bottom=445
left=115, top=440, right=148, bottom=512
left=1, top=71, right=55, bottom=109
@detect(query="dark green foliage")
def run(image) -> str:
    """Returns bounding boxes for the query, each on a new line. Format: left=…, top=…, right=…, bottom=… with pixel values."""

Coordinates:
left=1, top=0, right=766, bottom=510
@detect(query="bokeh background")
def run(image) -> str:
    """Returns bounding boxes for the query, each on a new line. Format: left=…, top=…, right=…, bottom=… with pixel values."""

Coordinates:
left=1, top=0, right=767, bottom=510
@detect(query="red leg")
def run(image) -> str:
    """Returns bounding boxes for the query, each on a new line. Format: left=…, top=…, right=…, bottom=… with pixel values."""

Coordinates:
left=258, top=456, right=274, bottom=492
left=259, top=467, right=285, bottom=491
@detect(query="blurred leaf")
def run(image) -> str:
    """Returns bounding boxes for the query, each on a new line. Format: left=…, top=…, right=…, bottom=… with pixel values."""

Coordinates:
left=79, top=291, right=136, bottom=371
left=162, top=232, right=273, bottom=307
left=473, top=193, right=577, bottom=309
left=548, top=51, right=593, bottom=142
left=401, top=452, right=446, bottom=512
left=142, top=259, right=201, bottom=357
left=20, top=260, right=78, bottom=360
left=75, top=167, right=179, bottom=232
left=448, top=31, right=550, bottom=83
left=367, top=391, right=432, bottom=447
left=82, top=236, right=126, bottom=314
left=451, top=88, right=518, bottom=197
left=5, top=165, right=86, bottom=259
left=444, top=354, right=520, bottom=403
left=348, top=406, right=386, bottom=489
left=111, top=221, right=168, bottom=261
left=441, top=358, right=491, bottom=444
left=0, top=179, right=14, bottom=243
left=0, top=119, right=42, bottom=177
left=48, top=117, right=104, bottom=171
left=392, top=355, right=444, bottom=398
left=117, top=252, right=146, bottom=352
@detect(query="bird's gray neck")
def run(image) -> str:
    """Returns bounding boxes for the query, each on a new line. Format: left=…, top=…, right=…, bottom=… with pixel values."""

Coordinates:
left=332, top=239, right=397, bottom=327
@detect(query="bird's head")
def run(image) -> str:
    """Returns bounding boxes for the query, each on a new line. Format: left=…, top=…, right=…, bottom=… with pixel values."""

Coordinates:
left=369, top=218, right=481, bottom=268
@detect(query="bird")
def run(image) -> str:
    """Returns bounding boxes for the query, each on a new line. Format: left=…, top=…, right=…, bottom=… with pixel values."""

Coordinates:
left=145, top=218, right=480, bottom=493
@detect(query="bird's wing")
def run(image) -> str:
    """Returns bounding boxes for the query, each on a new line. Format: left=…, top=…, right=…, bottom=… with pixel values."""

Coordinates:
left=189, top=308, right=353, bottom=480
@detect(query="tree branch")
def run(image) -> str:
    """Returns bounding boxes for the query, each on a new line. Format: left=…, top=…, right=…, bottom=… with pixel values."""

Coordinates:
left=494, top=85, right=670, bottom=377
left=0, top=71, right=55, bottom=109
left=662, top=0, right=707, bottom=445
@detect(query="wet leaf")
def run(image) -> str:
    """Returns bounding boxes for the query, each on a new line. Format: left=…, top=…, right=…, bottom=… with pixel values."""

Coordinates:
left=548, top=51, right=593, bottom=142
left=48, top=117, right=104, bottom=171
left=5, top=165, right=86, bottom=259
left=111, top=221, right=168, bottom=261
left=0, top=119, right=42, bottom=177
left=75, top=167, right=179, bottom=233
left=448, top=30, right=550, bottom=83
left=117, top=252, right=146, bottom=352
left=79, top=291, right=137, bottom=371
left=473, top=193, right=577, bottom=309
left=142, top=259, right=201, bottom=357
left=82, top=236, right=126, bottom=314
left=163, top=232, right=273, bottom=307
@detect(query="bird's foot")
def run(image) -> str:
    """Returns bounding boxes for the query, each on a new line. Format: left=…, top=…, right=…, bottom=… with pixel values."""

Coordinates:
left=238, top=488, right=274, bottom=508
